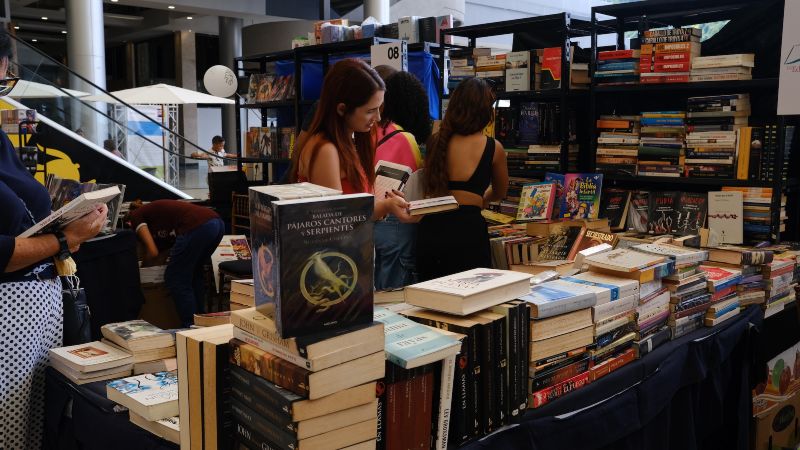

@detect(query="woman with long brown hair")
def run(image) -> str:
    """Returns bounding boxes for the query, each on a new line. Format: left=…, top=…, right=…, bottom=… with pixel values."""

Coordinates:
left=416, top=77, right=508, bottom=281
left=290, top=59, right=411, bottom=220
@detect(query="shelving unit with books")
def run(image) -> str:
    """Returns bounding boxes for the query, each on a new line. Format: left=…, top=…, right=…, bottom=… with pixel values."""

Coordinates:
left=588, top=0, right=799, bottom=242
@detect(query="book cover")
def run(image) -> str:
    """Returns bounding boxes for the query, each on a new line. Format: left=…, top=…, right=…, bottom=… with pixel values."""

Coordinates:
left=519, top=281, right=598, bottom=319
left=544, top=172, right=565, bottom=219
left=373, top=307, right=461, bottom=369
left=516, top=182, right=556, bottom=221
left=106, top=371, right=179, bottom=415
left=494, top=106, right=518, bottom=147
left=600, top=189, right=631, bottom=231
left=538, top=224, right=584, bottom=261
left=585, top=248, right=666, bottom=272
left=517, top=102, right=540, bottom=145
left=561, top=173, right=603, bottom=219
left=540, top=47, right=562, bottom=89
left=708, top=191, right=744, bottom=244
left=20, top=186, right=121, bottom=238
left=49, top=341, right=133, bottom=372
left=627, top=191, right=650, bottom=233
left=406, top=268, right=531, bottom=299
left=648, top=191, right=679, bottom=234
left=568, top=229, right=619, bottom=261
left=374, top=160, right=412, bottom=199
left=100, top=320, right=174, bottom=351
left=675, top=192, right=708, bottom=236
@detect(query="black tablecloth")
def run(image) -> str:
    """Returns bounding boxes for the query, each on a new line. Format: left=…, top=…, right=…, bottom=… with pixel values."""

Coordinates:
left=461, top=306, right=763, bottom=450
left=73, top=230, right=145, bottom=339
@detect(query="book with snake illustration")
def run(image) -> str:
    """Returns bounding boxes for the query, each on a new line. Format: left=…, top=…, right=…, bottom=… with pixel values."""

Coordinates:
left=250, top=185, right=374, bottom=338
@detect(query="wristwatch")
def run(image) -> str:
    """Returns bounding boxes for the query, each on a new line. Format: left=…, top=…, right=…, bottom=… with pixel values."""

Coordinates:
left=53, top=231, right=71, bottom=260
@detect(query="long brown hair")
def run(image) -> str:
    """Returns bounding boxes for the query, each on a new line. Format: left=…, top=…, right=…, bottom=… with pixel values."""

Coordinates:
left=290, top=59, right=385, bottom=192
left=424, top=77, right=495, bottom=197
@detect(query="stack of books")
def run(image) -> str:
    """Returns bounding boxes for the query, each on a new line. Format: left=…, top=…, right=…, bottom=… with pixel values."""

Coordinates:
left=722, top=186, right=787, bottom=243
left=476, top=53, right=506, bottom=92
left=229, top=279, right=255, bottom=310
left=526, top=144, right=563, bottom=172
left=107, top=371, right=180, bottom=445
left=100, top=320, right=177, bottom=375
left=639, top=27, right=701, bottom=84
left=762, top=255, right=798, bottom=317
left=401, top=268, right=531, bottom=442
left=595, top=115, right=641, bottom=176
left=689, top=54, right=754, bottom=82
left=684, top=94, right=750, bottom=179
left=49, top=341, right=133, bottom=384
left=704, top=246, right=775, bottom=311
left=447, top=48, right=485, bottom=92
left=697, top=264, right=742, bottom=326
left=594, top=49, right=640, bottom=85
left=638, top=111, right=686, bottom=178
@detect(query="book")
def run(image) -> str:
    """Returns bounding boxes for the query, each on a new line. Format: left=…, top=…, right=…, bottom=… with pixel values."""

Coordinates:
left=540, top=47, right=563, bottom=90
left=374, top=307, right=462, bottom=369
left=404, top=268, right=531, bottom=316
left=49, top=358, right=132, bottom=385
left=530, top=371, right=589, bottom=408
left=529, top=308, right=593, bottom=342
left=632, top=243, right=708, bottom=265
left=250, top=187, right=374, bottom=338
left=133, top=358, right=177, bottom=375
left=538, top=224, right=584, bottom=261
left=19, top=186, right=121, bottom=238
left=516, top=182, right=556, bottom=221
left=519, top=280, right=598, bottom=319
left=49, top=341, right=134, bottom=373
left=628, top=191, right=650, bottom=233
left=675, top=192, right=708, bottom=236
left=374, top=160, right=412, bottom=199
left=408, top=196, right=459, bottom=216
left=561, top=272, right=639, bottom=302
left=106, top=371, right=179, bottom=421
left=129, top=413, right=180, bottom=445
left=100, top=320, right=175, bottom=352
left=568, top=229, right=619, bottom=261
left=708, top=191, right=743, bottom=244
left=557, top=173, right=604, bottom=219
left=601, top=189, right=631, bottom=231
left=707, top=246, right=774, bottom=265
left=648, top=191, right=679, bottom=235
left=230, top=308, right=384, bottom=372
left=530, top=325, right=594, bottom=362
left=193, top=312, right=231, bottom=327
left=584, top=249, right=666, bottom=272
left=691, top=54, right=754, bottom=69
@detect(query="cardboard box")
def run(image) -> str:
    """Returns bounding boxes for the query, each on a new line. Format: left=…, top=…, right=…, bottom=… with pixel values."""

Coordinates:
left=753, top=391, right=800, bottom=450
left=139, top=283, right=182, bottom=330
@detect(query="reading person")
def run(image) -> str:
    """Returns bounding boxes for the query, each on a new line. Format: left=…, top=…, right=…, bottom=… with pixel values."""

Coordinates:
left=416, top=78, right=509, bottom=281
left=128, top=199, right=225, bottom=327
left=289, top=59, right=412, bottom=222
left=0, top=30, right=108, bottom=449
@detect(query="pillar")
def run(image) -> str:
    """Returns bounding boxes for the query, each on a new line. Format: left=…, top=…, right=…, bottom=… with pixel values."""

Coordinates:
left=176, top=30, right=198, bottom=156
left=364, top=0, right=390, bottom=25
left=65, top=0, right=108, bottom=145
left=219, top=17, right=242, bottom=155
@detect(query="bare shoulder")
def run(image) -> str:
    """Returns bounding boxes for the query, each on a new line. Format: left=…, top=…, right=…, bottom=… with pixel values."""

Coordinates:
left=493, top=138, right=506, bottom=161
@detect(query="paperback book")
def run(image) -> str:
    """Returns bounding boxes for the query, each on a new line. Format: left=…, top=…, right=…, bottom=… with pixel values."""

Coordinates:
left=516, top=182, right=556, bottom=221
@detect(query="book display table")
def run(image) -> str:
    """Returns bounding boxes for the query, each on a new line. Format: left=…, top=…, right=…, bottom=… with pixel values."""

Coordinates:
left=462, top=306, right=763, bottom=450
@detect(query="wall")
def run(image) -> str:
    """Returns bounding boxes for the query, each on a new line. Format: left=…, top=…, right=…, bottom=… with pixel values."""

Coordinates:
left=197, top=105, right=223, bottom=151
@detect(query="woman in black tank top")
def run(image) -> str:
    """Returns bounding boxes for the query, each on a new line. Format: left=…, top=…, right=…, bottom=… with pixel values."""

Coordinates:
left=416, top=78, right=509, bottom=281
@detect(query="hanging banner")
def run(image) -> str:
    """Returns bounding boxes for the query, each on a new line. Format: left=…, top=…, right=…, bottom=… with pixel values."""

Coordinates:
left=126, top=105, right=165, bottom=173
left=778, top=0, right=800, bottom=115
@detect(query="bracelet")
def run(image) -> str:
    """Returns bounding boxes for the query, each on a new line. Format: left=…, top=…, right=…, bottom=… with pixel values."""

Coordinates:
left=53, top=231, right=71, bottom=261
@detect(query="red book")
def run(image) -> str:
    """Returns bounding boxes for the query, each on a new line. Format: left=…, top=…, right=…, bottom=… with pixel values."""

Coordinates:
left=654, top=61, right=692, bottom=72
left=640, top=75, right=664, bottom=84
left=589, top=348, right=636, bottom=381
left=655, top=52, right=693, bottom=63
left=662, top=74, right=690, bottom=83
left=598, top=49, right=641, bottom=60
left=711, top=285, right=736, bottom=302
left=530, top=371, right=590, bottom=408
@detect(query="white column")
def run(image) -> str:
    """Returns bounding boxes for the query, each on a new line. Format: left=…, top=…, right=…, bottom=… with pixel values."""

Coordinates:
left=66, top=0, right=108, bottom=145
left=219, top=17, right=242, bottom=155
left=364, top=0, right=390, bottom=24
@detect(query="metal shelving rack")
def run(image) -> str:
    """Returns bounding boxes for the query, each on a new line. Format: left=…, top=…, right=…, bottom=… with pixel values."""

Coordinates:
left=589, top=0, right=798, bottom=242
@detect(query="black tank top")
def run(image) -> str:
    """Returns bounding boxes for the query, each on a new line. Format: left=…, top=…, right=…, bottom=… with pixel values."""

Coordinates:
left=448, top=137, right=495, bottom=196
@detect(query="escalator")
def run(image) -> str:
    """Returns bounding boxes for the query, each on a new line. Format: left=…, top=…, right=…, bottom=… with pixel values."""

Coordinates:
left=4, top=33, right=218, bottom=201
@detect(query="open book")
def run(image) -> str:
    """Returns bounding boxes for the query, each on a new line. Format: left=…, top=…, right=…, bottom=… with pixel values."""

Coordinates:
left=19, top=186, right=121, bottom=238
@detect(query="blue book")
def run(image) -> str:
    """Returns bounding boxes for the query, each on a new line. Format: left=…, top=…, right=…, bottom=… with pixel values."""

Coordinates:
left=517, top=102, right=540, bottom=145
left=710, top=300, right=740, bottom=318
left=596, top=61, right=639, bottom=71
left=712, top=276, right=743, bottom=292
left=374, top=307, right=461, bottom=369
left=592, top=71, right=638, bottom=78
left=640, top=117, right=685, bottom=126
left=518, top=280, right=598, bottom=319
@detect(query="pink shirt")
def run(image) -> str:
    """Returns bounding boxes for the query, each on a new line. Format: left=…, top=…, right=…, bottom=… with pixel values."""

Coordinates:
left=374, top=123, right=422, bottom=171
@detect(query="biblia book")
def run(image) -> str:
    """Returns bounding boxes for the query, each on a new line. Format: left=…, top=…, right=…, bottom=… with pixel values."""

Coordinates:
left=404, top=268, right=531, bottom=316
left=562, top=173, right=603, bottom=219
left=250, top=191, right=374, bottom=338
left=516, top=182, right=556, bottom=221
left=19, top=186, right=121, bottom=238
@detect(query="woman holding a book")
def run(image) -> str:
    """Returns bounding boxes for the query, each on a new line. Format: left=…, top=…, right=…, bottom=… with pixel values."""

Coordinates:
left=289, top=59, right=413, bottom=222
left=0, top=31, right=108, bottom=449
left=373, top=71, right=431, bottom=290
left=416, top=78, right=508, bottom=281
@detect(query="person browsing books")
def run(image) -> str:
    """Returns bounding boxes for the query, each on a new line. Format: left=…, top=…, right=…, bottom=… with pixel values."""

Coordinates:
left=416, top=78, right=509, bottom=281
left=128, top=199, right=224, bottom=327
left=373, top=71, right=431, bottom=290
left=190, top=135, right=237, bottom=167
left=289, top=59, right=413, bottom=222
left=0, top=29, right=108, bottom=450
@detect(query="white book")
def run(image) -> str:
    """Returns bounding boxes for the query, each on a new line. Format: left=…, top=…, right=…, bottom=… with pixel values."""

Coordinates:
left=505, top=68, right=531, bottom=92
left=106, top=371, right=179, bottom=421
left=19, top=186, right=121, bottom=238
left=374, top=160, right=412, bottom=199
left=691, top=54, right=755, bottom=68
left=129, top=413, right=180, bottom=445
left=708, top=191, right=744, bottom=244
left=637, top=290, right=670, bottom=318
left=632, top=243, right=709, bottom=265
left=50, top=358, right=132, bottom=385
left=518, top=280, right=599, bottom=319
left=552, top=278, right=612, bottom=305
left=592, top=293, right=639, bottom=323
left=408, top=196, right=459, bottom=216
left=435, top=353, right=457, bottom=450
left=585, top=249, right=666, bottom=272
left=49, top=341, right=133, bottom=373
left=404, top=268, right=531, bottom=316
left=562, top=272, right=640, bottom=301
left=640, top=279, right=664, bottom=298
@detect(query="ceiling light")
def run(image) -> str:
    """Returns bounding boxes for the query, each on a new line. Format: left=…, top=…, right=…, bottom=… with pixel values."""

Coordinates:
left=186, top=16, right=193, bottom=20
left=168, top=5, right=175, bottom=9
left=111, top=0, right=119, bottom=2
left=62, top=30, right=67, bottom=34
left=32, top=39, right=38, bottom=42
left=13, top=26, right=19, bottom=30
left=41, top=16, right=48, bottom=20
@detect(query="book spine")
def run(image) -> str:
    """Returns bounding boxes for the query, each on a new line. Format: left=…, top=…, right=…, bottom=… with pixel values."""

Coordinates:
left=232, top=422, right=282, bottom=450
left=529, top=371, right=590, bottom=408
left=479, top=322, right=495, bottom=433
left=520, top=303, right=531, bottom=410
left=228, top=366, right=296, bottom=420
left=493, top=317, right=508, bottom=425
left=506, top=305, right=521, bottom=419
left=529, top=357, right=590, bottom=391
left=598, top=50, right=639, bottom=60
left=642, top=35, right=699, bottom=44
left=655, top=42, right=697, bottom=53
left=653, top=61, right=692, bottom=72
left=229, top=339, right=310, bottom=398
left=230, top=398, right=298, bottom=450
left=230, top=382, right=297, bottom=434
left=589, top=348, right=636, bottom=381
left=232, top=327, right=311, bottom=371
left=435, top=354, right=456, bottom=450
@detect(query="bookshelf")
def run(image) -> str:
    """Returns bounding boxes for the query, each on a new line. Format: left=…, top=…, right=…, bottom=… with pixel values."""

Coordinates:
left=439, top=13, right=613, bottom=175
left=589, top=0, right=798, bottom=242
left=233, top=38, right=441, bottom=182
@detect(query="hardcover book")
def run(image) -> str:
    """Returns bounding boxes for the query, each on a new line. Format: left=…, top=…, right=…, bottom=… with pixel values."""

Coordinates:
left=250, top=186, right=374, bottom=338
left=648, top=191, right=679, bottom=234
left=601, top=189, right=631, bottom=231
left=106, top=371, right=179, bottom=421
left=537, top=224, right=584, bottom=261
left=404, top=268, right=531, bottom=316
left=675, top=192, right=708, bottom=236
left=516, top=182, right=556, bottom=221
left=708, top=191, right=744, bottom=244
left=540, top=47, right=562, bottom=90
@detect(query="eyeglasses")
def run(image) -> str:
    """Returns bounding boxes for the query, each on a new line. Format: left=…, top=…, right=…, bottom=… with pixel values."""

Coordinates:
left=0, top=72, right=19, bottom=97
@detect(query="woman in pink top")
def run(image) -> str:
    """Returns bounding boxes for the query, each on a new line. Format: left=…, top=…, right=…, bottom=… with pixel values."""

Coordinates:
left=373, top=71, right=431, bottom=290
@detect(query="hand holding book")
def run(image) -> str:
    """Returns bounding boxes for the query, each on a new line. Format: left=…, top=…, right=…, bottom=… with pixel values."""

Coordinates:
left=62, top=203, right=108, bottom=252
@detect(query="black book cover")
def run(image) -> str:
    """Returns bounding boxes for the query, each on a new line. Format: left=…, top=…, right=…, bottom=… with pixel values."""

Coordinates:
left=518, top=302, right=530, bottom=411
left=498, top=304, right=520, bottom=420
left=233, top=421, right=282, bottom=450
left=491, top=315, right=508, bottom=426
left=478, top=321, right=494, bottom=433
left=538, top=224, right=583, bottom=261
left=418, top=16, right=437, bottom=43
left=494, top=106, right=519, bottom=147
left=228, top=365, right=299, bottom=420
left=628, top=191, right=650, bottom=233
left=375, top=365, right=388, bottom=450
left=601, top=189, right=631, bottom=231
left=648, top=191, right=679, bottom=234
left=675, top=192, right=707, bottom=236
left=273, top=194, right=374, bottom=338
left=518, top=102, right=541, bottom=146
left=230, top=374, right=298, bottom=435
left=230, top=397, right=297, bottom=449
left=749, top=127, right=764, bottom=181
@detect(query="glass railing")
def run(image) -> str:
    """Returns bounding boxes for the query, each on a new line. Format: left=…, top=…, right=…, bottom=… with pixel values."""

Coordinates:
left=8, top=34, right=214, bottom=194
